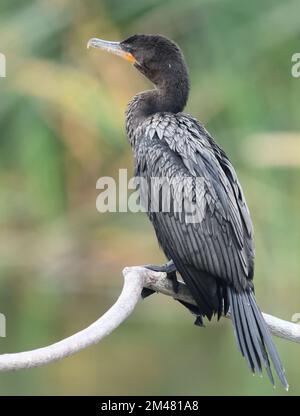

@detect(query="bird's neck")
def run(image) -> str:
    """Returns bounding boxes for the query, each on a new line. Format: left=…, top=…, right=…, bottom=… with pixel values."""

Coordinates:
left=126, top=76, right=189, bottom=141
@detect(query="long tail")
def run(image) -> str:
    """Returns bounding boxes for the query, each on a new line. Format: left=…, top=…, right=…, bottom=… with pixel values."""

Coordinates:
left=227, top=287, right=288, bottom=390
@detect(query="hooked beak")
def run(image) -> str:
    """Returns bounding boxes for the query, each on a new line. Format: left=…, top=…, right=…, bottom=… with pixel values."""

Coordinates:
left=87, top=38, right=136, bottom=64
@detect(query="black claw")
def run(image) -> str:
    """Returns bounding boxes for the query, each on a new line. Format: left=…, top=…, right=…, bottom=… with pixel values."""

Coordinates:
left=144, top=264, right=163, bottom=272
left=194, top=316, right=205, bottom=327
left=142, top=260, right=178, bottom=298
left=141, top=288, right=156, bottom=299
left=167, top=270, right=179, bottom=294
left=144, top=260, right=176, bottom=274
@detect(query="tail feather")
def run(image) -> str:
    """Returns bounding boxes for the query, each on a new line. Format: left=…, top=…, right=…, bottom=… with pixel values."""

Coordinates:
left=228, top=287, right=288, bottom=390
left=240, top=292, right=274, bottom=384
left=248, top=291, right=287, bottom=388
left=237, top=293, right=262, bottom=375
left=228, top=288, right=253, bottom=371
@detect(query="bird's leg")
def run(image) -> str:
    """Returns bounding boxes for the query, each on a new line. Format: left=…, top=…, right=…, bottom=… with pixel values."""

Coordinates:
left=141, top=260, right=179, bottom=299
left=176, top=300, right=205, bottom=327
left=145, top=260, right=179, bottom=293
left=142, top=262, right=204, bottom=327
left=165, top=270, right=179, bottom=294
left=194, top=316, right=205, bottom=327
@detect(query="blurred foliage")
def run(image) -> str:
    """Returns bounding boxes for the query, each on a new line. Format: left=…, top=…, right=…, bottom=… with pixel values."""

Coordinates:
left=0, top=0, right=300, bottom=395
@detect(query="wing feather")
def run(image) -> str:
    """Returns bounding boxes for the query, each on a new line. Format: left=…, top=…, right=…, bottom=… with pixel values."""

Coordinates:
left=135, top=113, right=254, bottom=297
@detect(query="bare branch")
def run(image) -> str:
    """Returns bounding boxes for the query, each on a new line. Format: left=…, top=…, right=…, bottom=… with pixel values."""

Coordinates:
left=0, top=266, right=298, bottom=372
left=143, top=270, right=300, bottom=343
left=0, top=266, right=150, bottom=371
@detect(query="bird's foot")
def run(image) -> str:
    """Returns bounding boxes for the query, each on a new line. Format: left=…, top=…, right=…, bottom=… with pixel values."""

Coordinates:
left=144, top=260, right=179, bottom=294
left=194, top=316, right=205, bottom=327
left=144, top=260, right=176, bottom=274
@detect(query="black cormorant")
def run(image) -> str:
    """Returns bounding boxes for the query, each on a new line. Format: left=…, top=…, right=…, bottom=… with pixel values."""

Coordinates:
left=88, top=34, right=288, bottom=389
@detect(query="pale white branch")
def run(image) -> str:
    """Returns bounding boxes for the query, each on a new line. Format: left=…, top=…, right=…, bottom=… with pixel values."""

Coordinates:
left=0, top=266, right=150, bottom=371
left=0, top=266, right=298, bottom=372
left=144, top=271, right=300, bottom=343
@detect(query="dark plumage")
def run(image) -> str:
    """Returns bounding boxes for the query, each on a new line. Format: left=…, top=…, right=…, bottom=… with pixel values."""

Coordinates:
left=88, top=33, right=288, bottom=389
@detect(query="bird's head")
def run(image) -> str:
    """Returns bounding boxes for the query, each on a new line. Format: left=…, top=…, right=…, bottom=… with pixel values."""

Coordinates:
left=87, top=34, right=189, bottom=89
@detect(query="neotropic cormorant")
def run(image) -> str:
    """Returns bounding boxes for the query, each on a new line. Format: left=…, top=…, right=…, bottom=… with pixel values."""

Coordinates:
left=88, top=34, right=288, bottom=389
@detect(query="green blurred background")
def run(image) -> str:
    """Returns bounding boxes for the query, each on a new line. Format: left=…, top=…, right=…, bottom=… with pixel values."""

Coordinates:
left=0, top=0, right=300, bottom=396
